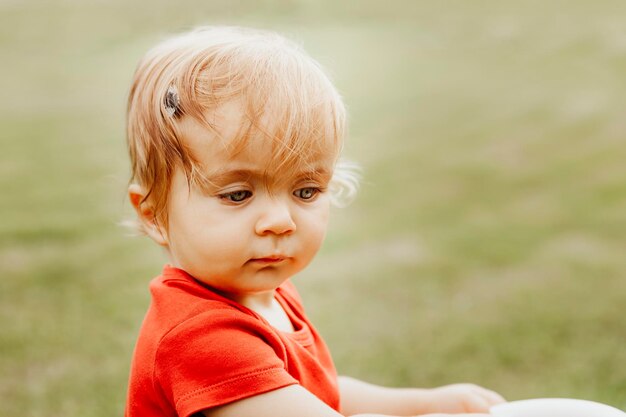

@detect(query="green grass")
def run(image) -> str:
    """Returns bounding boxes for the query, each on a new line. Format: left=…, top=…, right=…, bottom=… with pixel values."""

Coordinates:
left=1, top=1, right=625, bottom=415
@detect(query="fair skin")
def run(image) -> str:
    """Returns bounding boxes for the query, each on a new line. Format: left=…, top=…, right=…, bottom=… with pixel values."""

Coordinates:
left=129, top=102, right=505, bottom=417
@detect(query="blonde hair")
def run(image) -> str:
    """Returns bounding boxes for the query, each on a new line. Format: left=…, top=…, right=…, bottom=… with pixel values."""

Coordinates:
left=126, top=26, right=358, bottom=232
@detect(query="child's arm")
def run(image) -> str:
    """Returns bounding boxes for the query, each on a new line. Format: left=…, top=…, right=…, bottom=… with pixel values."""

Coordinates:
left=338, top=376, right=505, bottom=416
left=201, top=383, right=496, bottom=417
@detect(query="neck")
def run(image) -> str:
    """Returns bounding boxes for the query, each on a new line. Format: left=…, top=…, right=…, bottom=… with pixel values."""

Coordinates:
left=237, top=290, right=295, bottom=333
left=230, top=290, right=277, bottom=310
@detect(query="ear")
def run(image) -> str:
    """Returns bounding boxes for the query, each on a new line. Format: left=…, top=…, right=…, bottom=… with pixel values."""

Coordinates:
left=128, top=184, right=169, bottom=246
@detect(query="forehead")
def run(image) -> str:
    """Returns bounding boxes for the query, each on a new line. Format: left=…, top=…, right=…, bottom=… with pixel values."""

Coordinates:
left=178, top=101, right=338, bottom=180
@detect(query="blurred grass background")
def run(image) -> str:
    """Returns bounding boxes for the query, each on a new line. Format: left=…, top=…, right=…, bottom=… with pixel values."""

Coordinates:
left=1, top=0, right=625, bottom=415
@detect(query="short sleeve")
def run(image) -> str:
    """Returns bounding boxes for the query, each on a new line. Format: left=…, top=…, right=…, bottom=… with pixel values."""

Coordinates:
left=154, top=309, right=298, bottom=417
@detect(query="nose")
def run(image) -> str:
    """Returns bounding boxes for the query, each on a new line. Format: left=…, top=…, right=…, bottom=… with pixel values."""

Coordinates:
left=255, top=198, right=296, bottom=236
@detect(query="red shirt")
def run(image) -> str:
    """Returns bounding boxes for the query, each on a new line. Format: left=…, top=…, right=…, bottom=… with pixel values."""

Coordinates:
left=125, top=265, right=340, bottom=417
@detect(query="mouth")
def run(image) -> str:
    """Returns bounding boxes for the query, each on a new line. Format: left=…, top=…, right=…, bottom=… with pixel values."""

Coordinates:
left=248, top=256, right=288, bottom=265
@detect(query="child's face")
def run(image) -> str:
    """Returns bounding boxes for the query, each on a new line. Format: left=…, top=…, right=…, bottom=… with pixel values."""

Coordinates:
left=162, top=103, right=335, bottom=300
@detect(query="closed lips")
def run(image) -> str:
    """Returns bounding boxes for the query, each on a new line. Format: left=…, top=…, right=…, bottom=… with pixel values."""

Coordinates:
left=250, top=257, right=286, bottom=262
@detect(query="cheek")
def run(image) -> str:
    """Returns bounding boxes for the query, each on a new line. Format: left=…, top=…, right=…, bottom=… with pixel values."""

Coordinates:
left=171, top=215, right=247, bottom=255
left=167, top=201, right=247, bottom=260
left=300, top=203, right=330, bottom=250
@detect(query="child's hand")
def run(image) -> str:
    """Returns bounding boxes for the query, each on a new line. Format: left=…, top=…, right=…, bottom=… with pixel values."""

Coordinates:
left=421, top=383, right=505, bottom=413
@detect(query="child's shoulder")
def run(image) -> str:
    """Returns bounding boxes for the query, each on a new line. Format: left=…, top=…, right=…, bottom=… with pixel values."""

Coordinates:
left=144, top=266, right=303, bottom=340
left=147, top=265, right=252, bottom=331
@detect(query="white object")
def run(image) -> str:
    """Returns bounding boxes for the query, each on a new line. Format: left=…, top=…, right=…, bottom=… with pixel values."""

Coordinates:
left=490, top=398, right=626, bottom=417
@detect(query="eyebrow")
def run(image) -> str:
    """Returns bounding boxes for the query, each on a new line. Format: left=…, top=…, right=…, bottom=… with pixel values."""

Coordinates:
left=197, top=167, right=332, bottom=189
left=206, top=169, right=258, bottom=184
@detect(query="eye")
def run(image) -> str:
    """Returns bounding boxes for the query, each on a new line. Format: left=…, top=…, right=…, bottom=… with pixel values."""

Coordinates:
left=220, top=190, right=252, bottom=203
left=294, top=187, right=319, bottom=201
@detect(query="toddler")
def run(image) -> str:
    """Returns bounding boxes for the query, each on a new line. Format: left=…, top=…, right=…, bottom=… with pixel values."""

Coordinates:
left=124, top=26, right=505, bottom=417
